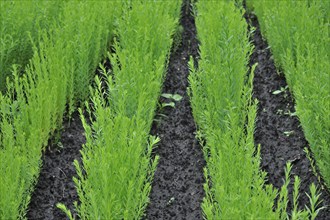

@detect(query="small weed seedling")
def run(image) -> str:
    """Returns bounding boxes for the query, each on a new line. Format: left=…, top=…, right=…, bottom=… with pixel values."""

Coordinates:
left=272, top=85, right=289, bottom=98
left=284, top=110, right=297, bottom=117
left=283, top=130, right=295, bottom=137
left=160, top=93, right=183, bottom=108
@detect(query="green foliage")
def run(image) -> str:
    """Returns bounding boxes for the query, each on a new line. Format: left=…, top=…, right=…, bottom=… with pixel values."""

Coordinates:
left=306, top=183, right=326, bottom=220
left=161, top=93, right=183, bottom=108
left=190, top=1, right=323, bottom=219
left=161, top=93, right=183, bottom=102
left=0, top=2, right=121, bottom=219
left=249, top=0, right=330, bottom=187
left=0, top=0, right=64, bottom=92
left=58, top=1, right=123, bottom=112
left=279, top=163, right=324, bottom=220
left=0, top=34, right=68, bottom=219
left=190, top=2, right=277, bottom=218
left=65, top=1, right=181, bottom=219
left=56, top=203, right=74, bottom=220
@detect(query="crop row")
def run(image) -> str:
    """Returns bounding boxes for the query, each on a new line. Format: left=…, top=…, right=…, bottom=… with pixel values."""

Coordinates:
left=249, top=0, right=330, bottom=189
left=0, top=1, right=122, bottom=218
left=57, top=1, right=181, bottom=219
left=189, top=1, right=324, bottom=219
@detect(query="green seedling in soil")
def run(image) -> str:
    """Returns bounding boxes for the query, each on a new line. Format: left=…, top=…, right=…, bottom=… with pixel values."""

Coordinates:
left=291, top=176, right=308, bottom=219
left=277, top=163, right=324, bottom=220
left=283, top=130, right=295, bottom=137
left=277, top=109, right=297, bottom=117
left=304, top=148, right=319, bottom=182
left=304, top=147, right=328, bottom=190
left=277, top=163, right=291, bottom=219
left=284, top=110, right=297, bottom=117
left=160, top=93, right=183, bottom=108
left=272, top=85, right=289, bottom=98
left=305, top=184, right=326, bottom=220
left=56, top=203, right=74, bottom=220
left=276, top=109, right=284, bottom=115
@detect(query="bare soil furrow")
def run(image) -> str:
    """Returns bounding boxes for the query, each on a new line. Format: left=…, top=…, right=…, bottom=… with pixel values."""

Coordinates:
left=146, top=1, right=205, bottom=219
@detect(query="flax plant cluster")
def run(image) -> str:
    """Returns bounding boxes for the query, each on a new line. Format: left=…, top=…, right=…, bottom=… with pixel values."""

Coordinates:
left=0, top=1, right=121, bottom=218
left=250, top=0, right=330, bottom=189
left=0, top=0, right=64, bottom=92
left=189, top=1, right=323, bottom=219
left=58, top=1, right=181, bottom=219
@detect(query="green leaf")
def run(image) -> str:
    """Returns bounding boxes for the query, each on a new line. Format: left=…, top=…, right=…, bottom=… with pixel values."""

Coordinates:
left=283, top=131, right=294, bottom=137
left=172, top=94, right=183, bottom=101
left=161, top=93, right=182, bottom=101
left=272, top=90, right=282, bottom=95
left=162, top=102, right=175, bottom=108
left=56, top=203, right=74, bottom=220
left=161, top=93, right=173, bottom=99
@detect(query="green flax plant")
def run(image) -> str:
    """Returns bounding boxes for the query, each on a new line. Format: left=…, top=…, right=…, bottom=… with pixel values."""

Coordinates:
left=249, top=0, right=330, bottom=188
left=189, top=1, right=323, bottom=219
left=0, top=32, right=68, bottom=219
left=0, top=2, right=121, bottom=219
left=60, top=1, right=181, bottom=219
left=59, top=1, right=125, bottom=112
left=189, top=1, right=276, bottom=218
left=0, top=0, right=64, bottom=92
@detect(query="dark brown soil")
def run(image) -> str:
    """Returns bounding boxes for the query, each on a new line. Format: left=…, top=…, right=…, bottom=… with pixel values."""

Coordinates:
left=27, top=112, right=83, bottom=220
left=245, top=12, right=330, bottom=219
left=146, top=1, right=205, bottom=219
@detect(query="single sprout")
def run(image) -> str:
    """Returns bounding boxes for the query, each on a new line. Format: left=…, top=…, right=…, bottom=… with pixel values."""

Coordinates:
left=272, top=85, right=288, bottom=95
left=167, top=197, right=175, bottom=206
left=160, top=93, right=183, bottom=108
left=283, top=130, right=295, bottom=137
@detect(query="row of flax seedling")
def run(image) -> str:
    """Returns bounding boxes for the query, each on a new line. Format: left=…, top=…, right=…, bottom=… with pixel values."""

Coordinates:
left=57, top=1, right=181, bottom=219
left=0, top=1, right=123, bottom=218
left=249, top=0, right=330, bottom=189
left=189, top=1, right=324, bottom=219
